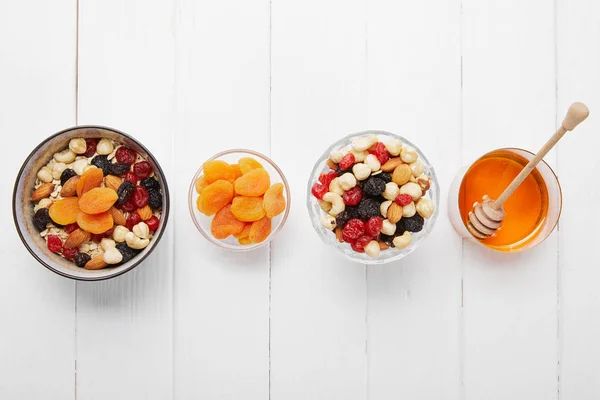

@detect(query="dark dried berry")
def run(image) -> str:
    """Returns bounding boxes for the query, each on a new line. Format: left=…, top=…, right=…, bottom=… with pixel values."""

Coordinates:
left=32, top=208, right=51, bottom=231
left=362, top=177, right=386, bottom=197
left=379, top=234, right=395, bottom=248
left=357, top=198, right=382, bottom=220
left=74, top=253, right=91, bottom=268
left=377, top=172, right=392, bottom=183
left=60, top=169, right=77, bottom=185
left=335, top=207, right=358, bottom=228
left=116, top=242, right=139, bottom=263
left=91, top=155, right=111, bottom=175
left=148, top=190, right=162, bottom=209
left=107, top=162, right=131, bottom=176
left=116, top=181, right=135, bottom=206
left=396, top=219, right=407, bottom=235
left=403, top=213, right=424, bottom=232
left=140, top=177, right=160, bottom=192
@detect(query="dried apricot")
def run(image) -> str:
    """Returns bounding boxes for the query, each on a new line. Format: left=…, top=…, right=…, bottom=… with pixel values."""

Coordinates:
left=194, top=176, right=208, bottom=194
left=263, top=183, right=286, bottom=218
left=234, top=168, right=270, bottom=197
left=76, top=167, right=103, bottom=197
left=49, top=197, right=80, bottom=225
left=210, top=205, right=246, bottom=239
left=79, top=187, right=118, bottom=214
left=238, top=157, right=264, bottom=174
left=233, top=223, right=252, bottom=239
left=196, top=180, right=234, bottom=216
left=231, top=196, right=266, bottom=222
left=203, top=160, right=235, bottom=183
left=249, top=217, right=271, bottom=243
left=77, top=210, right=114, bottom=234
left=231, top=164, right=243, bottom=180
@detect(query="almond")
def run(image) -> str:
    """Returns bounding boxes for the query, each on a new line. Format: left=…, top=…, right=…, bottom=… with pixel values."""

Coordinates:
left=326, top=159, right=338, bottom=170
left=387, top=202, right=403, bottom=224
left=137, top=205, right=153, bottom=221
left=335, top=226, right=344, bottom=242
left=64, top=228, right=90, bottom=249
left=378, top=241, right=390, bottom=250
left=108, top=207, right=127, bottom=226
left=381, top=157, right=403, bottom=172
left=31, top=183, right=54, bottom=201
left=60, top=176, right=80, bottom=197
left=392, top=164, right=412, bottom=186
left=85, top=254, right=108, bottom=270
left=105, top=175, right=122, bottom=192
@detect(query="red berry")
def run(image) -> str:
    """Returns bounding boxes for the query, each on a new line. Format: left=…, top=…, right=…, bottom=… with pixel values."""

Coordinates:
left=90, top=233, right=104, bottom=243
left=365, top=217, right=383, bottom=236
left=319, top=170, right=338, bottom=187
left=395, top=193, right=413, bottom=206
left=311, top=182, right=328, bottom=200
left=132, top=186, right=149, bottom=208
left=146, top=216, right=159, bottom=231
left=339, top=153, right=356, bottom=171
left=115, top=146, right=137, bottom=165
left=62, top=246, right=78, bottom=260
left=84, top=139, right=98, bottom=157
left=119, top=198, right=137, bottom=212
left=351, top=235, right=372, bottom=253
left=342, top=186, right=362, bottom=206
left=64, top=223, right=79, bottom=234
left=342, top=219, right=365, bottom=242
left=133, top=161, right=153, bottom=180
left=126, top=212, right=142, bottom=230
left=47, top=235, right=63, bottom=252
left=369, top=142, right=390, bottom=165
left=124, top=171, right=138, bottom=184
left=103, top=227, right=114, bottom=238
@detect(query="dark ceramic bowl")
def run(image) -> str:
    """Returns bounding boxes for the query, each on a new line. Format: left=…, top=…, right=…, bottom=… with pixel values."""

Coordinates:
left=12, top=125, right=170, bottom=281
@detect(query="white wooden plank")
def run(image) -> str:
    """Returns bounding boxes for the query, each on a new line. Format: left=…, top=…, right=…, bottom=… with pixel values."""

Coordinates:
left=270, top=1, right=368, bottom=398
left=461, top=0, right=558, bottom=398
left=0, top=1, right=76, bottom=398
left=557, top=0, right=600, bottom=397
left=76, top=1, right=175, bottom=398
left=365, top=0, right=462, bottom=398
left=172, top=0, right=271, bottom=398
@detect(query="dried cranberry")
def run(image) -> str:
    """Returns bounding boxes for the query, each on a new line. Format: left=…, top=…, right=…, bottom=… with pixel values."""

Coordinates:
left=146, top=216, right=159, bottom=231
left=131, top=186, right=149, bottom=208
left=62, top=246, right=78, bottom=260
left=47, top=235, right=63, bottom=252
left=311, top=182, right=328, bottom=199
left=126, top=212, right=142, bottom=230
left=115, top=146, right=137, bottom=165
left=103, top=227, right=114, bottom=238
left=369, top=142, right=390, bottom=165
left=119, top=198, right=137, bottom=212
left=65, top=223, right=79, bottom=234
left=342, top=186, right=362, bottom=206
left=351, top=235, right=372, bottom=253
left=133, top=161, right=153, bottom=180
left=84, top=139, right=98, bottom=157
left=318, top=170, right=338, bottom=187
left=90, top=233, right=104, bottom=243
left=339, top=153, right=356, bottom=171
left=365, top=216, right=383, bottom=237
left=395, top=193, right=413, bottom=206
left=124, top=171, right=138, bottom=184
left=342, top=219, right=365, bottom=242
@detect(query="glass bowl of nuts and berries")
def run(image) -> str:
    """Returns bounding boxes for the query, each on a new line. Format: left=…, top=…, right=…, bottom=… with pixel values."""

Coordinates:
left=307, top=130, right=439, bottom=264
left=189, top=149, right=290, bottom=251
left=12, top=126, right=170, bottom=280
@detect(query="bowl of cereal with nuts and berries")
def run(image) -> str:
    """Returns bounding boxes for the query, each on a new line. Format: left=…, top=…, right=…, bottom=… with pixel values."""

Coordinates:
left=307, top=131, right=439, bottom=264
left=12, top=126, right=170, bottom=280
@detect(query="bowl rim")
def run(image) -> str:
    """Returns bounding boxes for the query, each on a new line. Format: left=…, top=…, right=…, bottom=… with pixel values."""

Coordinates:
left=306, top=130, right=440, bottom=265
left=188, top=148, right=291, bottom=252
left=12, top=124, right=171, bottom=281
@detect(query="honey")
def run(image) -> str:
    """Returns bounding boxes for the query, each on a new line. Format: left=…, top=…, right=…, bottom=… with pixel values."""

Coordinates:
left=458, top=149, right=549, bottom=251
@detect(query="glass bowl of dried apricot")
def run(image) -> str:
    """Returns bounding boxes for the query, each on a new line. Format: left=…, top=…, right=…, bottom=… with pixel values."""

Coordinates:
left=189, top=149, right=290, bottom=251
left=12, top=126, right=170, bottom=280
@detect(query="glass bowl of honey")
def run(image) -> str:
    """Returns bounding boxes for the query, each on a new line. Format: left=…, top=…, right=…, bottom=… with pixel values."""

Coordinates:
left=448, top=148, right=562, bottom=252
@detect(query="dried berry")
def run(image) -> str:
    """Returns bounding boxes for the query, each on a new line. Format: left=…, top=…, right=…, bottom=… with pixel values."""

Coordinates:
left=311, top=182, right=327, bottom=200
left=357, top=198, right=382, bottom=220
left=64, top=223, right=79, bottom=234
left=377, top=172, right=392, bottom=183
left=148, top=190, right=162, bottom=209
left=60, top=168, right=77, bottom=186
left=126, top=212, right=142, bottom=230
left=365, top=217, right=383, bottom=237
left=395, top=219, right=407, bottom=235
left=369, top=142, right=390, bottom=164
left=116, top=181, right=135, bottom=206
left=74, top=253, right=91, bottom=268
left=133, top=161, right=153, bottom=180
left=120, top=198, right=137, bottom=212
left=318, top=170, right=338, bottom=187
left=116, top=242, right=139, bottom=263
left=395, top=193, right=413, bottom=206
left=379, top=234, right=395, bottom=248
left=351, top=235, right=372, bottom=253
left=335, top=207, right=358, bottom=228
left=342, top=186, right=362, bottom=206
left=90, top=233, right=104, bottom=243
left=84, top=139, right=98, bottom=157
left=107, top=162, right=131, bottom=176
left=342, top=219, right=365, bottom=242
left=132, top=186, right=149, bottom=208
left=91, top=155, right=111, bottom=175
left=62, top=246, right=78, bottom=260
left=124, top=171, right=138, bottom=184
left=115, top=146, right=137, bottom=165
left=403, top=213, right=424, bottom=232
left=338, top=153, right=355, bottom=171
left=47, top=235, right=63, bottom=252
left=146, top=216, right=159, bottom=231
left=32, top=208, right=51, bottom=231
left=362, top=177, right=386, bottom=197
left=140, top=177, right=160, bottom=192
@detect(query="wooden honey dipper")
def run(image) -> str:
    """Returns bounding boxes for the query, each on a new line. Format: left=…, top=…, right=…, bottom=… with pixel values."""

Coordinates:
left=467, top=102, right=590, bottom=240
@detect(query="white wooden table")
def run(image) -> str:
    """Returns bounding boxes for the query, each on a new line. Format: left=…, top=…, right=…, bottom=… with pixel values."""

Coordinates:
left=1, top=0, right=599, bottom=398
